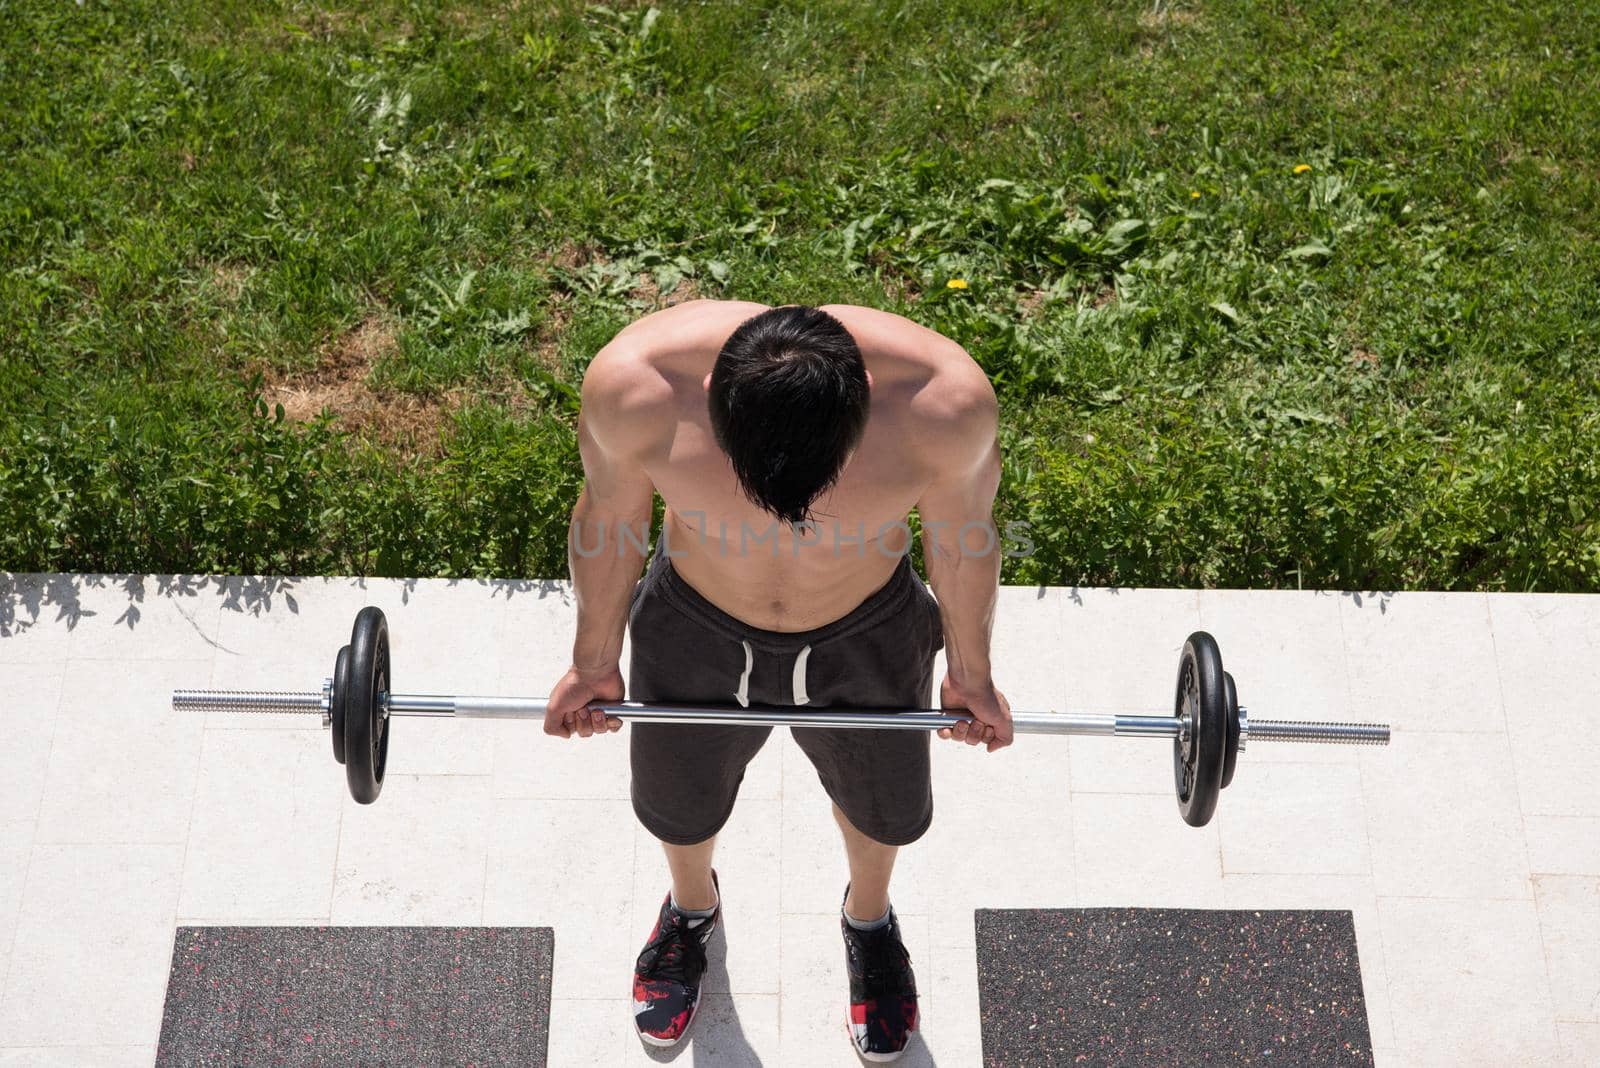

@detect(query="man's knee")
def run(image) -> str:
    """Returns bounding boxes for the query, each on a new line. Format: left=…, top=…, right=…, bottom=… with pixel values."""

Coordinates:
left=830, top=795, right=933, bottom=848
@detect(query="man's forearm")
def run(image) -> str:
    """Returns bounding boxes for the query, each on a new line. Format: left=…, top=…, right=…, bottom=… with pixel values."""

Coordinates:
left=568, top=490, right=652, bottom=674
left=921, top=518, right=1000, bottom=687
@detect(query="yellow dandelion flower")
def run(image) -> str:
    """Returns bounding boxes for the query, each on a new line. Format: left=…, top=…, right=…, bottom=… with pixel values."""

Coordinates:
left=1294, top=163, right=1313, bottom=175
left=946, top=278, right=969, bottom=290
left=1190, top=190, right=1201, bottom=199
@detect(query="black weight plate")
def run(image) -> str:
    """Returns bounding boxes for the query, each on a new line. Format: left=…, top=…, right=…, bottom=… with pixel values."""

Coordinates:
left=344, top=607, right=391, bottom=804
left=1221, top=670, right=1240, bottom=790
left=1173, top=631, right=1226, bottom=827
left=331, top=645, right=350, bottom=766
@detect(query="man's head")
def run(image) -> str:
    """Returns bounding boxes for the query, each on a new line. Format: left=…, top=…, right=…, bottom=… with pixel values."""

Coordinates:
left=706, top=305, right=870, bottom=527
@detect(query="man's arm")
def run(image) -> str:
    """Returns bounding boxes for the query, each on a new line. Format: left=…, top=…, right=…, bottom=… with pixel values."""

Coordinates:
left=913, top=362, right=1014, bottom=751
left=545, top=343, right=666, bottom=738
left=915, top=370, right=998, bottom=697
left=816, top=303, right=1012, bottom=748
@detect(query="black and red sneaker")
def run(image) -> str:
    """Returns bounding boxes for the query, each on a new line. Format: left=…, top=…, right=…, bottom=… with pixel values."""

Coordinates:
left=841, top=887, right=919, bottom=1062
left=632, top=871, right=720, bottom=1047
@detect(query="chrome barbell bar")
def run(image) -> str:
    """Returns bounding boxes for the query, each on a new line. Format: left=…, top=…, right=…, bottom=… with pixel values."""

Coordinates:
left=171, top=687, right=1391, bottom=747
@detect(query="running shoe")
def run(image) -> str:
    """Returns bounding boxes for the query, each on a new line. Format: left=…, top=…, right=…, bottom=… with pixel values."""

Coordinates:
left=841, top=886, right=919, bottom=1062
left=632, top=871, right=721, bottom=1046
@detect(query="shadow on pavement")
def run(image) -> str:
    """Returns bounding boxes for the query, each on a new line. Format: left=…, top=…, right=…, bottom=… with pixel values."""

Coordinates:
left=0, top=572, right=570, bottom=638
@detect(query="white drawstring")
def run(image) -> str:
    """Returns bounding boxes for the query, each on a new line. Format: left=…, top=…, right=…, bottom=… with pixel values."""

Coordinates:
left=791, top=645, right=811, bottom=706
left=732, top=641, right=813, bottom=707
left=733, top=640, right=753, bottom=708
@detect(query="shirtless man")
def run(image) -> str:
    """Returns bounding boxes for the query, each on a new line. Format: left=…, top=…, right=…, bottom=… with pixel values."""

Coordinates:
left=543, top=301, right=1014, bottom=1061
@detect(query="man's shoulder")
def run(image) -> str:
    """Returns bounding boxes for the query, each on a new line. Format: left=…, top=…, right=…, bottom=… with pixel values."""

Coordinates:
left=891, top=341, right=996, bottom=475
left=581, top=341, right=672, bottom=410
left=816, top=303, right=995, bottom=444
left=578, top=344, right=679, bottom=463
left=905, top=361, right=997, bottom=468
left=818, top=303, right=952, bottom=353
left=608, top=298, right=771, bottom=354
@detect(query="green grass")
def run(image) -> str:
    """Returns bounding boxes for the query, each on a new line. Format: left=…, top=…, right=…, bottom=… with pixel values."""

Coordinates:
left=3, top=0, right=1597, bottom=588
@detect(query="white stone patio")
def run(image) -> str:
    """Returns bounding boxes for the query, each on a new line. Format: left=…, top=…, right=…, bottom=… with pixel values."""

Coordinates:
left=0, top=574, right=1596, bottom=1066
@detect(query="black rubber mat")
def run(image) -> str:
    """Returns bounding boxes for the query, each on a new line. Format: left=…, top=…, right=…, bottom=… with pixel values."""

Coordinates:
left=156, top=926, right=554, bottom=1065
left=975, top=908, right=1372, bottom=1066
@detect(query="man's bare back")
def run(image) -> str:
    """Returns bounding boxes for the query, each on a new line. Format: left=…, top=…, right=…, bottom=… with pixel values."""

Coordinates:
left=584, top=299, right=993, bottom=631
left=549, top=298, right=1011, bottom=757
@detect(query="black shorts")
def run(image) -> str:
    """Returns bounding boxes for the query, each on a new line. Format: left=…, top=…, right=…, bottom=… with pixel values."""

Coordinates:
left=626, top=542, right=944, bottom=847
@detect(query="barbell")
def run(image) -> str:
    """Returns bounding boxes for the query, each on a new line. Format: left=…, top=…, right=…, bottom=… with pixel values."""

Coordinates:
left=171, top=606, right=1390, bottom=827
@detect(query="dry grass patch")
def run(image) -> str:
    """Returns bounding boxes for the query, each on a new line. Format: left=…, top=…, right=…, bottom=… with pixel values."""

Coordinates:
left=528, top=292, right=574, bottom=370
left=1137, top=4, right=1202, bottom=31
left=630, top=272, right=700, bottom=309
left=263, top=313, right=466, bottom=454
left=208, top=263, right=252, bottom=305
left=552, top=240, right=606, bottom=271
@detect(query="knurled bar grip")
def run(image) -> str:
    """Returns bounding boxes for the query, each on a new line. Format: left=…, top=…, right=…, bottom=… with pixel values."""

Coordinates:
left=173, top=689, right=325, bottom=715
left=1249, top=720, right=1390, bottom=745
left=171, top=688, right=1392, bottom=746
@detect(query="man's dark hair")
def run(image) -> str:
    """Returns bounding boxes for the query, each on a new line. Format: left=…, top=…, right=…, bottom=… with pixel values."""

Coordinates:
left=708, top=305, right=869, bottom=527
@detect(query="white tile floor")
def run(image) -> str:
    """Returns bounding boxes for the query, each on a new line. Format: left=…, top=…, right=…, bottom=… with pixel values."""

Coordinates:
left=0, top=574, right=1597, bottom=1067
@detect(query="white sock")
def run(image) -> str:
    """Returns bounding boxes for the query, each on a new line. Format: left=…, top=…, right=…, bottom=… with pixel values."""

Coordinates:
left=844, top=902, right=892, bottom=931
left=670, top=891, right=718, bottom=928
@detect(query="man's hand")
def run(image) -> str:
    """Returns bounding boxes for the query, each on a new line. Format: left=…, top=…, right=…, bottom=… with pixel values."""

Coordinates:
left=935, top=674, right=1014, bottom=752
left=544, top=664, right=625, bottom=739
